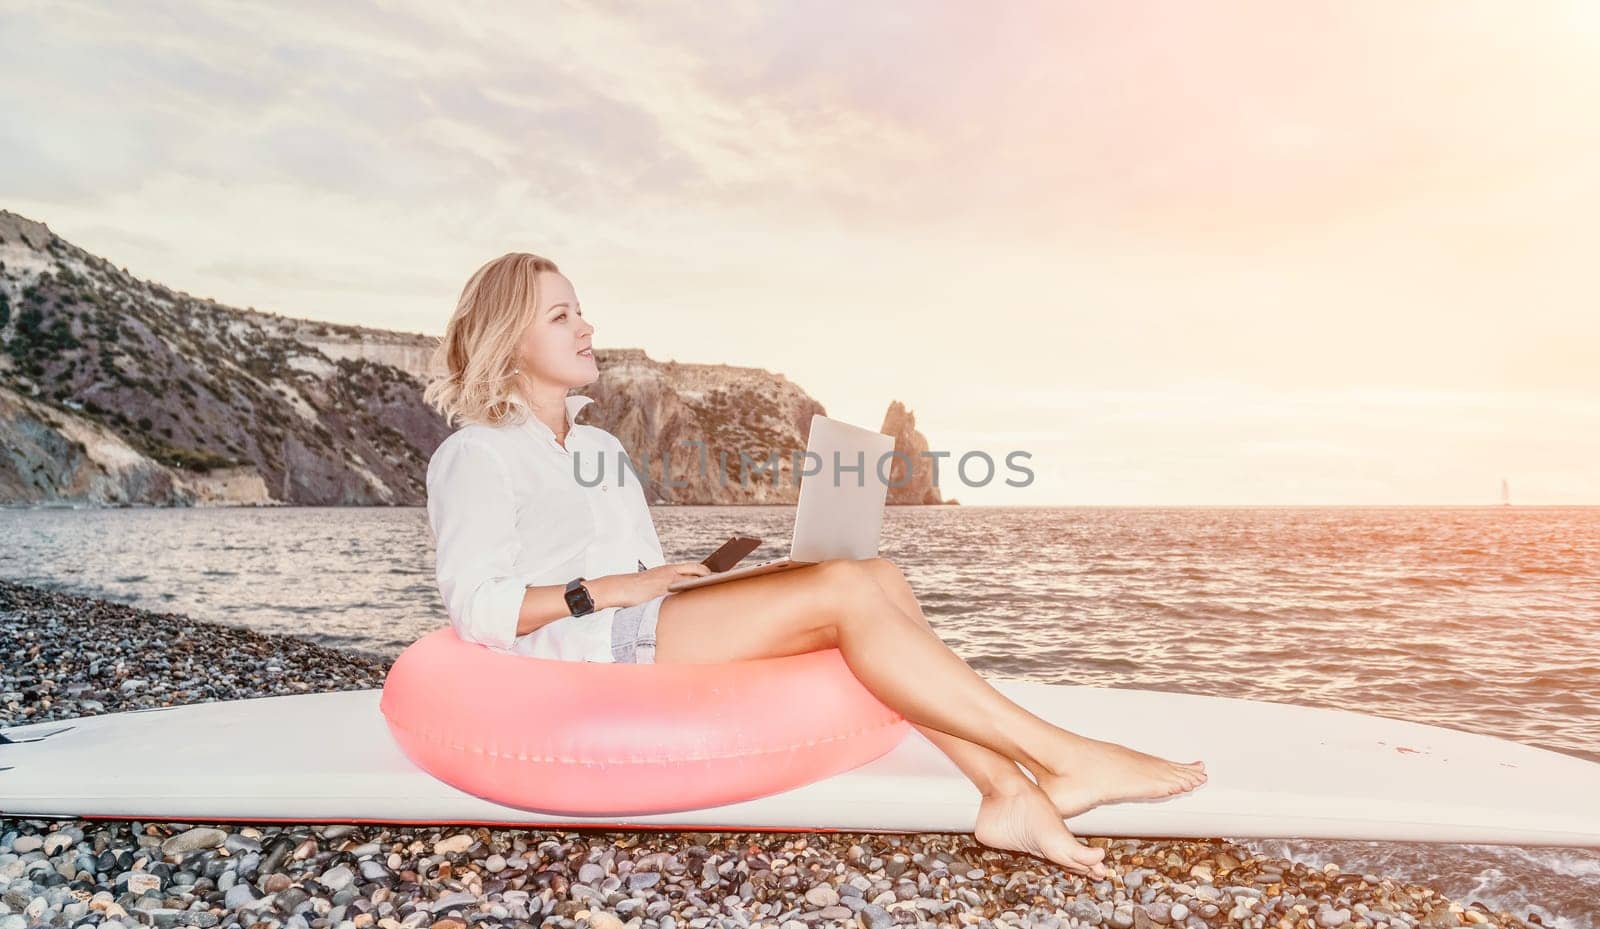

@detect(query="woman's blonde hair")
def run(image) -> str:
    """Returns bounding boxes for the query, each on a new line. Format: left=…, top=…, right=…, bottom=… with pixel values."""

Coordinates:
left=423, top=252, right=562, bottom=428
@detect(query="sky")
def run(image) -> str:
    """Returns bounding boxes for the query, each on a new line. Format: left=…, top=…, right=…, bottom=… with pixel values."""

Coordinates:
left=3, top=0, right=1598, bottom=504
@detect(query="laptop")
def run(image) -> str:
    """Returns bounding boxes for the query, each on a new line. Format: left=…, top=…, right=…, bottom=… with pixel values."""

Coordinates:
left=667, top=414, right=896, bottom=592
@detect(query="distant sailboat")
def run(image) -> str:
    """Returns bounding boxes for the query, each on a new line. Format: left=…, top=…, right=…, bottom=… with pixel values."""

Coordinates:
left=1500, top=477, right=1512, bottom=507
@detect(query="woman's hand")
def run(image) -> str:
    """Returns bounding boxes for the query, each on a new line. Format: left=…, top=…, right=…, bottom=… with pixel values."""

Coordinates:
left=591, top=562, right=711, bottom=610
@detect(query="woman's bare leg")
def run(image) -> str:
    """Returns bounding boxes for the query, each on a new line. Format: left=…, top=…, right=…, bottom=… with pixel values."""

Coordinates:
left=654, top=559, right=1106, bottom=876
left=853, top=558, right=1206, bottom=822
left=654, top=558, right=1203, bottom=875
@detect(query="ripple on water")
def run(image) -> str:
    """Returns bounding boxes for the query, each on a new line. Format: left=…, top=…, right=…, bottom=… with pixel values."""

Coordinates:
left=2, top=504, right=1599, bottom=918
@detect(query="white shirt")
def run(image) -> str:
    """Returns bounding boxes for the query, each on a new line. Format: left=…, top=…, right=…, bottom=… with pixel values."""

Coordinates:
left=425, top=393, right=666, bottom=662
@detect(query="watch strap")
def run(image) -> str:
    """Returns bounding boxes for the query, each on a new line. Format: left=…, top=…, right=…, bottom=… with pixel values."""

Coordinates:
left=564, top=576, right=595, bottom=616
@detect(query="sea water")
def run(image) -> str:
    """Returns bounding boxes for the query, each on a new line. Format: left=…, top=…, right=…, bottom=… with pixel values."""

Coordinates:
left=2, top=504, right=1597, bottom=925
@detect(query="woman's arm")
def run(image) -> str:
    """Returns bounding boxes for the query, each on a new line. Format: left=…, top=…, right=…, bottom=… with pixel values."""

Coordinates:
left=519, top=564, right=710, bottom=636
left=511, top=576, right=632, bottom=637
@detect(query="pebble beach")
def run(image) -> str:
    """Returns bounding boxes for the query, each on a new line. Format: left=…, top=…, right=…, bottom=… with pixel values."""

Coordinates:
left=0, top=581, right=1551, bottom=929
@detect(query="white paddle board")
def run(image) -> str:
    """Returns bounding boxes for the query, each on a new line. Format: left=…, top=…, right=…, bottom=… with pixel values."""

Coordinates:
left=4, top=680, right=1598, bottom=846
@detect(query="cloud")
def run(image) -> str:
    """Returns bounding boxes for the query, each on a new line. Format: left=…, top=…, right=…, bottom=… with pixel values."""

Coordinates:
left=4, top=0, right=1598, bottom=502
left=196, top=257, right=443, bottom=298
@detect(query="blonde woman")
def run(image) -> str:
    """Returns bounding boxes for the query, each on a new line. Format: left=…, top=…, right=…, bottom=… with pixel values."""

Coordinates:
left=423, top=253, right=1206, bottom=879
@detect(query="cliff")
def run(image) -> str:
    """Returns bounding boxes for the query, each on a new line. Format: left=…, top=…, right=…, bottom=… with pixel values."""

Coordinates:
left=579, top=348, right=827, bottom=504
left=880, top=400, right=949, bottom=505
left=0, top=209, right=946, bottom=506
left=0, top=210, right=449, bottom=505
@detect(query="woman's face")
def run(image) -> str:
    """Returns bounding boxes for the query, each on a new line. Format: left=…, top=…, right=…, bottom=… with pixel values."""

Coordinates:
left=513, top=271, right=598, bottom=388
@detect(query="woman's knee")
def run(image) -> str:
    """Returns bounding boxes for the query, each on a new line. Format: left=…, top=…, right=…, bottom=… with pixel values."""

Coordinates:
left=815, top=558, right=884, bottom=598
left=857, top=556, right=907, bottom=589
left=812, top=559, right=912, bottom=633
left=848, top=558, right=936, bottom=634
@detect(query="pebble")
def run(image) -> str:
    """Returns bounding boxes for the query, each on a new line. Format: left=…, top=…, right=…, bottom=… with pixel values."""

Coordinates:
left=224, top=884, right=258, bottom=909
left=125, top=870, right=161, bottom=895
left=1067, top=899, right=1103, bottom=924
left=276, top=886, right=311, bottom=914
left=432, top=835, right=472, bottom=856
left=0, top=819, right=1535, bottom=929
left=224, top=834, right=262, bottom=855
left=321, top=864, right=355, bottom=891
left=0, top=578, right=1540, bottom=929
left=856, top=903, right=894, bottom=929
left=162, top=827, right=226, bottom=855
left=435, top=890, right=477, bottom=910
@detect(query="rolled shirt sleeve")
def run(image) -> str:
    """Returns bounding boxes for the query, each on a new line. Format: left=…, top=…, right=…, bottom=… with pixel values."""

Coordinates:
left=426, top=436, right=527, bottom=650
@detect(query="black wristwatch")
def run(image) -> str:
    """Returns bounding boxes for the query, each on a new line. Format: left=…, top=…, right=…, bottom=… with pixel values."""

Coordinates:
left=564, top=577, right=596, bottom=616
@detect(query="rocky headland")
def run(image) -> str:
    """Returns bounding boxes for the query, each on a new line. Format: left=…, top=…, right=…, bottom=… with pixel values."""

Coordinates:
left=0, top=210, right=948, bottom=507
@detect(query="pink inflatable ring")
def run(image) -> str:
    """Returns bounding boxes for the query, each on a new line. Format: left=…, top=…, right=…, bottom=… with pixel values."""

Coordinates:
left=379, top=627, right=911, bottom=816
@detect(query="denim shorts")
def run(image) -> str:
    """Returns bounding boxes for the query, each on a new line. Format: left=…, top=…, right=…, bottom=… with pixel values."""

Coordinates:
left=610, top=594, right=666, bottom=664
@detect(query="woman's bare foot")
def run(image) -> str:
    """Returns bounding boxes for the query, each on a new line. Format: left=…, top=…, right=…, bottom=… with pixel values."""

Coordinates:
left=973, top=781, right=1109, bottom=879
left=1036, top=736, right=1207, bottom=820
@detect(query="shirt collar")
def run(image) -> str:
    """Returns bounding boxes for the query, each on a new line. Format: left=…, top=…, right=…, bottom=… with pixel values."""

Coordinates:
left=506, top=393, right=595, bottom=445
